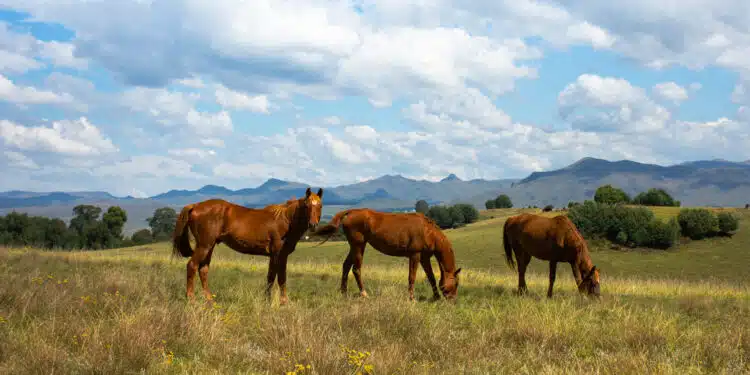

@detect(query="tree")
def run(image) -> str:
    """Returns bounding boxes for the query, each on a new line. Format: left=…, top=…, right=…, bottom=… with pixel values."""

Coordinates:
left=147, top=207, right=178, bottom=240
left=103, top=206, right=128, bottom=243
left=494, top=194, right=513, bottom=208
left=69, top=205, right=102, bottom=236
left=454, top=203, right=479, bottom=224
left=427, top=206, right=453, bottom=229
left=594, top=184, right=630, bottom=204
left=415, top=200, right=429, bottom=214
left=131, top=229, right=154, bottom=245
left=485, top=199, right=496, bottom=209
left=632, top=188, right=679, bottom=207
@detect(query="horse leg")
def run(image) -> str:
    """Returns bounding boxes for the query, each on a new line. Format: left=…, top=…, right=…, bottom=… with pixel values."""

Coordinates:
left=198, top=245, right=216, bottom=302
left=276, top=252, right=290, bottom=306
left=265, top=254, right=278, bottom=301
left=571, top=262, right=583, bottom=292
left=516, top=251, right=532, bottom=295
left=419, top=254, right=440, bottom=301
left=351, top=242, right=368, bottom=297
left=186, top=244, right=211, bottom=302
left=407, top=254, right=419, bottom=301
left=340, top=251, right=354, bottom=295
left=547, top=261, right=557, bottom=298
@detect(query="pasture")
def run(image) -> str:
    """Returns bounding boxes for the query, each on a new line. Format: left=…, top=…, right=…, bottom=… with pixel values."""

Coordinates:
left=1, top=207, right=749, bottom=374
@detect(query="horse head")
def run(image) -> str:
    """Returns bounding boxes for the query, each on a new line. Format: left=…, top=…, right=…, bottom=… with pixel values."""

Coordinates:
left=578, top=265, right=601, bottom=298
left=439, top=267, right=462, bottom=301
left=301, top=187, right=324, bottom=231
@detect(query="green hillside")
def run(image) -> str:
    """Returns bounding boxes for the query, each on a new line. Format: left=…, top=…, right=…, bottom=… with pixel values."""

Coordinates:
left=1, top=207, right=748, bottom=374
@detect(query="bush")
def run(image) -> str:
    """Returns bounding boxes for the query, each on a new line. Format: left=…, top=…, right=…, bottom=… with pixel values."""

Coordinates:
left=594, top=184, right=630, bottom=204
left=644, top=218, right=681, bottom=249
left=485, top=199, right=496, bottom=209
left=131, top=229, right=154, bottom=245
left=494, top=194, right=513, bottom=209
left=568, top=201, right=679, bottom=249
left=632, top=188, right=680, bottom=207
left=677, top=208, right=718, bottom=240
left=542, top=205, right=554, bottom=212
left=427, top=203, right=479, bottom=229
left=717, top=212, right=739, bottom=235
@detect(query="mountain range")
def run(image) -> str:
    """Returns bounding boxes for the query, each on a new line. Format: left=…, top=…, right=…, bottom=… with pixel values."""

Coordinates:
left=2, top=157, right=750, bottom=234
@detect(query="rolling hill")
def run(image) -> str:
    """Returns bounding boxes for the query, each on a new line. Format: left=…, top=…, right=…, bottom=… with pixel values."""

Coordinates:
left=3, top=157, right=750, bottom=233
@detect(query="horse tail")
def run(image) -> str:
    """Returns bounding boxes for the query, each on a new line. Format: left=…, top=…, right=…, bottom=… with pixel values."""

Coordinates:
left=313, top=209, right=353, bottom=247
left=172, top=203, right=196, bottom=258
left=503, top=219, right=516, bottom=270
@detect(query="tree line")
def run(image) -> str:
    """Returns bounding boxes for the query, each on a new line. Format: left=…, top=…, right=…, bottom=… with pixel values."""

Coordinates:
left=415, top=200, right=480, bottom=229
left=0, top=205, right=178, bottom=250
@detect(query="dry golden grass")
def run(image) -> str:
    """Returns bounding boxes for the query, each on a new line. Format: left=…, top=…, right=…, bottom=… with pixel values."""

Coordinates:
left=1, top=206, right=749, bottom=374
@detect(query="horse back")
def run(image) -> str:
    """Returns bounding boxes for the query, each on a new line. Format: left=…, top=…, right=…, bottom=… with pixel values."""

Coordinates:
left=352, top=209, right=442, bottom=253
left=506, top=213, right=576, bottom=261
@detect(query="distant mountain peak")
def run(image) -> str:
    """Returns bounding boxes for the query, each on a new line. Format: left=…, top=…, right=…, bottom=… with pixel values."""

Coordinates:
left=441, top=173, right=461, bottom=182
left=258, top=178, right=290, bottom=189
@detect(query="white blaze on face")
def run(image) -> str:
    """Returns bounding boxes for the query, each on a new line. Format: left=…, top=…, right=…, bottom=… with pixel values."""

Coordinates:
left=310, top=197, right=321, bottom=206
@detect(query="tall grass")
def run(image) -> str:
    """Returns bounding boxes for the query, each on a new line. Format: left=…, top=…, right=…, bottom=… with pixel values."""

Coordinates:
left=1, top=207, right=749, bottom=374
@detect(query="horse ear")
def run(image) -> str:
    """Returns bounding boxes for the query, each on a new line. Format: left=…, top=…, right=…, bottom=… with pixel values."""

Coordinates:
left=455, top=268, right=462, bottom=276
left=305, top=187, right=312, bottom=197
left=317, top=188, right=324, bottom=198
left=586, top=265, right=597, bottom=279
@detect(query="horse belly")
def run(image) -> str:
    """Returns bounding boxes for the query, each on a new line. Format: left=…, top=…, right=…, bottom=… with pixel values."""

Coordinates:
left=367, top=235, right=413, bottom=257
left=222, top=234, right=271, bottom=256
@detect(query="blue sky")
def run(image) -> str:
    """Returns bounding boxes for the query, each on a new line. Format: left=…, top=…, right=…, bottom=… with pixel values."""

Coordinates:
left=0, top=1, right=749, bottom=197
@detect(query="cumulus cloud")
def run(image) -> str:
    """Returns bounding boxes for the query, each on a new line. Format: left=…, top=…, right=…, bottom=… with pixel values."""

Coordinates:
left=558, top=74, right=670, bottom=133
left=652, top=82, right=689, bottom=104
left=0, top=74, right=74, bottom=106
left=4, top=150, right=39, bottom=169
left=0, top=117, right=117, bottom=156
left=214, top=85, right=270, bottom=113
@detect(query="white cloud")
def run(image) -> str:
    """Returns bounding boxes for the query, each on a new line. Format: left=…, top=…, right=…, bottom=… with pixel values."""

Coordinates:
left=36, top=40, right=88, bottom=69
left=558, top=74, right=670, bottom=133
left=0, top=50, right=43, bottom=73
left=4, top=150, right=39, bottom=169
left=0, top=74, right=74, bottom=106
left=0, top=117, right=117, bottom=156
left=93, top=155, right=206, bottom=179
left=652, top=82, right=689, bottom=104
left=214, top=85, right=270, bottom=113
left=167, top=147, right=217, bottom=159
left=200, top=138, right=226, bottom=148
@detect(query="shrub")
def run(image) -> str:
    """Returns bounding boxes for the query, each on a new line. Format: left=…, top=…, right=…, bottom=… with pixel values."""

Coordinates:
left=415, top=200, right=429, bottom=214
left=677, top=208, right=718, bottom=239
left=131, top=229, right=154, bottom=245
left=717, top=212, right=739, bottom=235
left=568, top=201, right=679, bottom=249
left=494, top=194, right=513, bottom=209
left=542, top=205, right=554, bottom=212
left=594, top=184, right=630, bottom=204
left=485, top=199, right=496, bottom=209
left=632, top=188, right=680, bottom=207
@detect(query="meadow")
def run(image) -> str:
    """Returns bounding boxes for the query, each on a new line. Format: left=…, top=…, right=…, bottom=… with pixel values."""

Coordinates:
left=0, top=207, right=748, bottom=374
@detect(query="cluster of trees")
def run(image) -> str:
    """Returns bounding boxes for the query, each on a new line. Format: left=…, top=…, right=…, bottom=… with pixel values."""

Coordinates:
left=484, top=194, right=513, bottom=209
left=415, top=200, right=480, bottom=229
left=593, top=185, right=680, bottom=207
left=0, top=205, right=179, bottom=250
left=568, top=201, right=739, bottom=250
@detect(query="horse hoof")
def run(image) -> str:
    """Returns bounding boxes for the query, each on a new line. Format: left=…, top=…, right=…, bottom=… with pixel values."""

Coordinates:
left=279, top=297, right=289, bottom=306
left=359, top=291, right=368, bottom=298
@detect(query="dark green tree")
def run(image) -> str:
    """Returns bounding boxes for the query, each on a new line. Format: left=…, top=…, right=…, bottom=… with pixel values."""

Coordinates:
left=103, top=206, right=128, bottom=244
left=415, top=200, right=429, bottom=215
left=147, top=207, right=178, bottom=240
left=594, top=184, right=630, bottom=204
left=485, top=199, right=496, bottom=209
left=632, top=188, right=679, bottom=206
left=131, top=228, right=154, bottom=245
left=494, top=194, right=513, bottom=208
left=427, top=206, right=453, bottom=229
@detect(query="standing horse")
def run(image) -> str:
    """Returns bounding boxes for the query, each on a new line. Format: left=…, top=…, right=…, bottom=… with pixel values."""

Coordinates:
left=503, top=213, right=601, bottom=298
left=314, top=208, right=461, bottom=301
left=172, top=187, right=324, bottom=305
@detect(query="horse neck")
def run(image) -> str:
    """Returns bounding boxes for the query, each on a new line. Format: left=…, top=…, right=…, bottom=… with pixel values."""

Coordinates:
left=574, top=244, right=594, bottom=276
left=283, top=201, right=309, bottom=235
left=435, top=240, right=457, bottom=275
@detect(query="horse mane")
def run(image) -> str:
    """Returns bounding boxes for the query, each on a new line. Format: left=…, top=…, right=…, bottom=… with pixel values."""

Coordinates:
left=266, top=198, right=302, bottom=221
left=559, top=215, right=589, bottom=253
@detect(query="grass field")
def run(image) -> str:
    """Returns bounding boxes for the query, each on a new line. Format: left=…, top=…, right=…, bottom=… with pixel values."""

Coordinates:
left=1, top=207, right=749, bottom=374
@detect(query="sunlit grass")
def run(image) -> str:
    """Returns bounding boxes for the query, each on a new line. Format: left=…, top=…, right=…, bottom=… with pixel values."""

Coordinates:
left=1, top=207, right=749, bottom=374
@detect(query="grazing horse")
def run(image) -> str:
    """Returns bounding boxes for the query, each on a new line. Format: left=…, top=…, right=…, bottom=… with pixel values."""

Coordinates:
left=503, top=213, right=601, bottom=298
left=314, top=208, right=461, bottom=301
left=172, top=187, right=324, bottom=305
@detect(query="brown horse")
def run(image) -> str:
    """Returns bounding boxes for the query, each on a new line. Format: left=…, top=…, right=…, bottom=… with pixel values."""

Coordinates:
left=172, top=187, right=324, bottom=305
left=314, top=208, right=461, bottom=301
left=503, top=213, right=601, bottom=298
